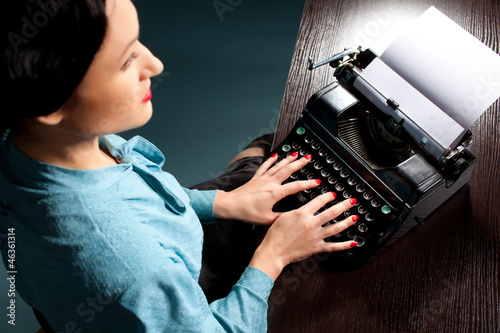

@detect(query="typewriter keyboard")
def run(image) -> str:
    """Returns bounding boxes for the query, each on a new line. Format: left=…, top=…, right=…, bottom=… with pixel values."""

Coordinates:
left=273, top=126, right=394, bottom=250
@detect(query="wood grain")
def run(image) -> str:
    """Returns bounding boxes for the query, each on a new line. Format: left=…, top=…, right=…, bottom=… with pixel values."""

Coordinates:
left=269, top=0, right=500, bottom=332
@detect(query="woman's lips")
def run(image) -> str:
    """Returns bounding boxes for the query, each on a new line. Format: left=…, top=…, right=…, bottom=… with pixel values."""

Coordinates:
left=142, top=88, right=152, bottom=103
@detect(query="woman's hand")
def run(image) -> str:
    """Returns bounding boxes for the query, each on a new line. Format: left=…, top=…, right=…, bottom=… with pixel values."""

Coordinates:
left=214, top=151, right=358, bottom=281
left=213, top=152, right=322, bottom=224
left=249, top=195, right=359, bottom=281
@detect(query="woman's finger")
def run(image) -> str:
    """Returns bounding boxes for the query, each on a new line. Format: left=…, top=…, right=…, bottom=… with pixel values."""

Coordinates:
left=253, top=152, right=279, bottom=178
left=269, top=152, right=300, bottom=176
left=272, top=154, right=312, bottom=182
left=279, top=178, right=324, bottom=198
left=262, top=151, right=300, bottom=178
left=316, top=198, right=358, bottom=226
left=321, top=214, right=358, bottom=238
left=322, top=239, right=359, bottom=252
left=299, top=191, right=337, bottom=215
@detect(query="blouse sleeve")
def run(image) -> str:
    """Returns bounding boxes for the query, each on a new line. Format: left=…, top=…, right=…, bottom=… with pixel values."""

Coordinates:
left=107, top=260, right=274, bottom=333
left=182, top=188, right=217, bottom=222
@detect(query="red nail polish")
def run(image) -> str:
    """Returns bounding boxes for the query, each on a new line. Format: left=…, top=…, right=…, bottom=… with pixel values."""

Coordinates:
left=315, top=179, right=321, bottom=185
left=331, top=192, right=337, bottom=199
left=291, top=151, right=298, bottom=158
left=352, top=215, right=359, bottom=223
left=271, top=153, right=277, bottom=158
left=349, top=198, right=357, bottom=205
left=350, top=241, right=358, bottom=248
left=304, top=154, right=312, bottom=160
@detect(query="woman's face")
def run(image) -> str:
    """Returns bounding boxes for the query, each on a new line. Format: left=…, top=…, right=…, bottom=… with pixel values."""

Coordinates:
left=59, top=0, right=164, bottom=136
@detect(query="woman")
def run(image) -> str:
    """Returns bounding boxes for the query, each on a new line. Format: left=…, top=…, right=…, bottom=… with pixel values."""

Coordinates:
left=0, top=0, right=358, bottom=332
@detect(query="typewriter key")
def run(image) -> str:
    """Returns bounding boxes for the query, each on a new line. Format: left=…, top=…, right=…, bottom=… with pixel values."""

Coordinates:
left=304, top=136, right=313, bottom=143
left=328, top=176, right=337, bottom=184
left=319, top=149, right=328, bottom=156
left=371, top=199, right=380, bottom=207
left=347, top=230, right=356, bottom=238
left=347, top=177, right=357, bottom=186
left=363, top=192, right=373, bottom=200
left=326, top=156, right=335, bottom=164
left=365, top=213, right=375, bottom=222
left=355, top=184, right=365, bottom=193
left=299, top=148, right=308, bottom=156
left=282, top=144, right=291, bottom=152
left=321, top=169, right=331, bottom=178
left=335, top=183, right=345, bottom=191
left=358, top=224, right=368, bottom=233
left=333, top=162, right=343, bottom=171
left=381, top=205, right=391, bottom=214
left=321, top=187, right=330, bottom=194
left=353, top=236, right=365, bottom=247
left=344, top=210, right=352, bottom=217
left=311, top=142, right=321, bottom=150
left=314, top=162, right=323, bottom=170
left=296, top=127, right=306, bottom=135
left=310, top=193, right=318, bottom=200
left=340, top=169, right=350, bottom=178
left=290, top=172, right=298, bottom=180
left=292, top=142, right=301, bottom=149
left=307, top=173, right=316, bottom=180
left=343, top=190, right=352, bottom=199
left=358, top=205, right=367, bottom=214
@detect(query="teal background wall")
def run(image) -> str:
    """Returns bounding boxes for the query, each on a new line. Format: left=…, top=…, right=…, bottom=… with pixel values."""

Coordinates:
left=125, top=0, right=305, bottom=187
left=1, top=0, right=304, bottom=331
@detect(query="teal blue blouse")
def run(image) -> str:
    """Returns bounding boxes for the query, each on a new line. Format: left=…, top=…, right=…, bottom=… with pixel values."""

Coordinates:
left=0, top=134, right=273, bottom=332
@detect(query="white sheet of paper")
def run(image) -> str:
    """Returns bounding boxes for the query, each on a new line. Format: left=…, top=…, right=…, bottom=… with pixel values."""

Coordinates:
left=357, top=57, right=465, bottom=149
left=380, top=6, right=500, bottom=129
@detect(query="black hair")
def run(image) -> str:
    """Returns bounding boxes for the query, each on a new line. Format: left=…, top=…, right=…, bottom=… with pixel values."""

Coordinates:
left=0, top=0, right=107, bottom=133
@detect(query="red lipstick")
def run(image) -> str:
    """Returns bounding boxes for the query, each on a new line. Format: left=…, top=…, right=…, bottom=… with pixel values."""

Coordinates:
left=142, top=88, right=152, bottom=103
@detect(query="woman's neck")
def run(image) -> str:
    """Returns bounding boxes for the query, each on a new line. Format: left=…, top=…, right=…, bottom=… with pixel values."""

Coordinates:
left=11, top=122, right=118, bottom=170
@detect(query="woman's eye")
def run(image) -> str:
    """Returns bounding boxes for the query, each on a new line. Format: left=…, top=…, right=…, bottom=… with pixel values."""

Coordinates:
left=122, top=53, right=138, bottom=69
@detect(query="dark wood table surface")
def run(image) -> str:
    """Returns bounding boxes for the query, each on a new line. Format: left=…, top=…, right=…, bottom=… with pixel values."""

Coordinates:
left=268, top=0, right=500, bottom=332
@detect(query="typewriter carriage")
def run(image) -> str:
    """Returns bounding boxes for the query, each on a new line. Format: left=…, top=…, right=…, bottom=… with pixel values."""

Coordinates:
left=311, top=47, right=476, bottom=186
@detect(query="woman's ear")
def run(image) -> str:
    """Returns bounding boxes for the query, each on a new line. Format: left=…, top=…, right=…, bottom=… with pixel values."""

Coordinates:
left=34, top=110, right=64, bottom=126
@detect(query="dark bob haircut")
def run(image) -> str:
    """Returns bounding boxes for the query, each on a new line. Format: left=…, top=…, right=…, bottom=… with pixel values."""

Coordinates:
left=0, top=0, right=107, bottom=132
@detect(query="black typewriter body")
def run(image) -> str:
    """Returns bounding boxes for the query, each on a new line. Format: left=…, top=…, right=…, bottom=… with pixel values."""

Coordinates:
left=271, top=48, right=476, bottom=266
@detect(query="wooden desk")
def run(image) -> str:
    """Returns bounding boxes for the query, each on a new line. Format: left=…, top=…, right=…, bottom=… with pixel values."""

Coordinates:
left=269, top=0, right=500, bottom=332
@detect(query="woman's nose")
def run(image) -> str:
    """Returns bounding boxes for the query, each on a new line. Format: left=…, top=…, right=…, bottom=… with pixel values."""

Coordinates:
left=141, top=44, right=164, bottom=80
left=149, top=54, right=164, bottom=78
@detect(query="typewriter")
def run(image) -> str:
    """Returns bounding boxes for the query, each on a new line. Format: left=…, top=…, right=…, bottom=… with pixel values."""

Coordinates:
left=271, top=47, right=476, bottom=266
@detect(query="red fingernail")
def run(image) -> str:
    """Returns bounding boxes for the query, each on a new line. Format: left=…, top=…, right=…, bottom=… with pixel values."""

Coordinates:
left=331, top=192, right=337, bottom=199
left=271, top=153, right=277, bottom=158
left=315, top=179, right=321, bottom=185
left=352, top=215, right=359, bottom=223
left=304, top=154, right=312, bottom=160
left=291, top=151, right=298, bottom=158
left=349, top=198, right=357, bottom=205
left=350, top=241, right=358, bottom=248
